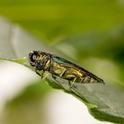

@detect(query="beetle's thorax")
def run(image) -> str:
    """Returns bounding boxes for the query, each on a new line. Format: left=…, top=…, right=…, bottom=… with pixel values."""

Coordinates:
left=40, top=54, right=51, bottom=71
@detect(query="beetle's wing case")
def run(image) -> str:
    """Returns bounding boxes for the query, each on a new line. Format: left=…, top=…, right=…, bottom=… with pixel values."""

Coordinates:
left=51, top=55, right=104, bottom=84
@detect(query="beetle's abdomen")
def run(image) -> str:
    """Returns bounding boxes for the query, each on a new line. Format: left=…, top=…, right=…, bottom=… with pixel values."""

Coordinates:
left=50, top=62, right=100, bottom=83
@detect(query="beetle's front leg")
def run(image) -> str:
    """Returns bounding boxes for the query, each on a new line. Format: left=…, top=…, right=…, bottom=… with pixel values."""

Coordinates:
left=35, top=68, right=41, bottom=76
left=35, top=68, right=44, bottom=79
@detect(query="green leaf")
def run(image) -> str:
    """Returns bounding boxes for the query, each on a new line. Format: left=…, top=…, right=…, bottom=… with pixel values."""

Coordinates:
left=47, top=76, right=124, bottom=123
left=0, top=18, right=124, bottom=123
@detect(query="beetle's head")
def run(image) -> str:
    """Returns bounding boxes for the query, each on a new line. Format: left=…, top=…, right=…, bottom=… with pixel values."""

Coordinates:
left=29, top=50, right=46, bottom=70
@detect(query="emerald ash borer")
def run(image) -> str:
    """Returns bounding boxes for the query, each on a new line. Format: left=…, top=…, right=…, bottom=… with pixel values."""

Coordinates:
left=29, top=50, right=104, bottom=87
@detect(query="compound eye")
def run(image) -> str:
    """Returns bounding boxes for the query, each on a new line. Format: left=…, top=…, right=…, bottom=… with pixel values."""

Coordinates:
left=29, top=52, right=37, bottom=62
left=29, top=51, right=40, bottom=63
left=31, top=54, right=37, bottom=61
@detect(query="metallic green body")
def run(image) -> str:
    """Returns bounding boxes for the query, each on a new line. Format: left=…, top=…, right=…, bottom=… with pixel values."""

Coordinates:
left=29, top=51, right=104, bottom=86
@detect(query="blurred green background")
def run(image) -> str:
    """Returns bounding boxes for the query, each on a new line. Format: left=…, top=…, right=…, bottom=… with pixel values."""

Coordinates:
left=0, top=0, right=124, bottom=124
left=0, top=0, right=124, bottom=41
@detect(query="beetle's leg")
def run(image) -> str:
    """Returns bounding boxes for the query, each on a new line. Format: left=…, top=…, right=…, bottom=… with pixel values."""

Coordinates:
left=35, top=69, right=41, bottom=76
left=40, top=71, right=45, bottom=79
left=52, top=74, right=57, bottom=80
left=69, top=77, right=77, bottom=89
left=80, top=77, right=85, bottom=83
left=35, top=69, right=44, bottom=79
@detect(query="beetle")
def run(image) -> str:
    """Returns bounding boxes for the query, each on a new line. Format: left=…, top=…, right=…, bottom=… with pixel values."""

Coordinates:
left=29, top=50, right=104, bottom=87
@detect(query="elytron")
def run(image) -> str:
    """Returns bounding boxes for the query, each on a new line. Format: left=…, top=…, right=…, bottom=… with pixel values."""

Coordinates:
left=29, top=51, right=104, bottom=87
